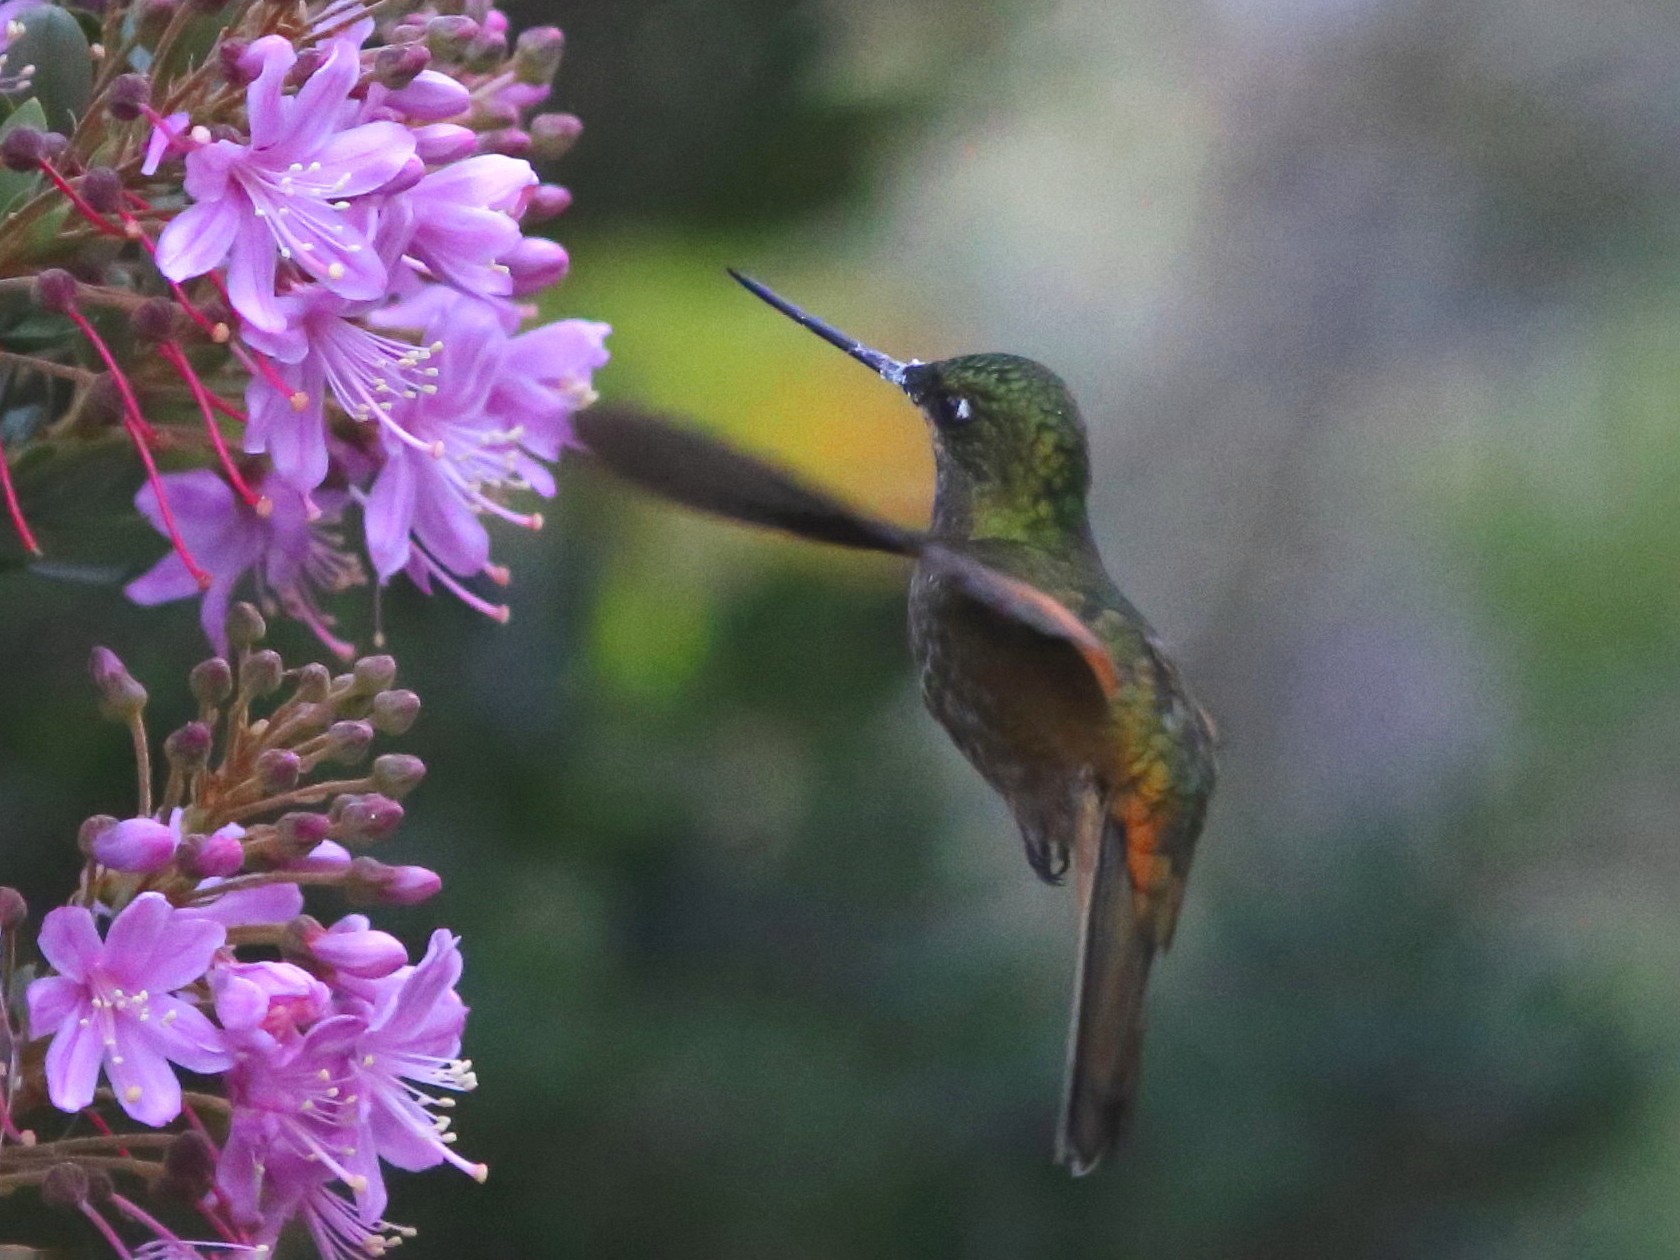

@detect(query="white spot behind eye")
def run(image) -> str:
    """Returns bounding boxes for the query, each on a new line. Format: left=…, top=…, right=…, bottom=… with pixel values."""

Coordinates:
left=954, top=398, right=972, bottom=422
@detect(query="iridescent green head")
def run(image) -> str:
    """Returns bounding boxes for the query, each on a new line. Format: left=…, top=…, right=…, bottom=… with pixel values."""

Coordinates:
left=728, top=272, right=1093, bottom=545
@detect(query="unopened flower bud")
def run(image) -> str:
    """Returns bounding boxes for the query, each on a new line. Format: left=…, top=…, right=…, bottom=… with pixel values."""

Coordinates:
left=325, top=720, right=375, bottom=764
left=275, top=811, right=332, bottom=857
left=413, top=122, right=477, bottom=163
left=156, top=1131, right=217, bottom=1202
left=425, top=14, right=477, bottom=58
left=331, top=793, right=403, bottom=845
left=90, top=816, right=178, bottom=872
left=464, top=30, right=507, bottom=72
left=289, top=838, right=351, bottom=874
left=351, top=654, right=397, bottom=696
left=478, top=127, right=530, bottom=158
left=137, top=0, right=174, bottom=37
left=240, top=649, right=283, bottom=698
left=218, top=37, right=255, bottom=85
left=288, top=914, right=407, bottom=977
left=0, top=125, right=45, bottom=171
left=371, top=753, right=426, bottom=798
left=513, top=25, right=564, bottom=85
left=375, top=41, right=431, bottom=88
left=40, top=1162, right=90, bottom=1210
left=227, top=601, right=267, bottom=648
left=164, top=720, right=212, bottom=772
left=77, top=814, right=118, bottom=854
left=107, top=73, right=151, bottom=120
left=385, top=69, right=470, bottom=121
left=35, top=267, right=79, bottom=314
left=37, top=132, right=68, bottom=162
left=292, top=662, right=332, bottom=703
left=181, top=825, right=244, bottom=878
left=524, top=183, right=572, bottom=222
left=528, top=112, right=583, bottom=162
left=289, top=48, right=325, bottom=84
left=189, top=656, right=233, bottom=707
left=89, top=646, right=146, bottom=719
left=132, top=296, right=182, bottom=342
left=504, top=235, right=569, bottom=294
left=80, top=166, right=122, bottom=213
left=0, top=886, right=27, bottom=930
left=371, top=689, right=420, bottom=735
left=348, top=857, right=442, bottom=905
left=256, top=747, right=302, bottom=793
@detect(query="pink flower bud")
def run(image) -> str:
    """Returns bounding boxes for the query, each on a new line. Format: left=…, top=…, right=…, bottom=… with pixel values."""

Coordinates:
left=182, top=824, right=245, bottom=878
left=413, top=123, right=478, bottom=163
left=91, top=817, right=179, bottom=872
left=303, top=915, right=407, bottom=977
left=350, top=857, right=442, bottom=905
left=385, top=70, right=471, bottom=122
left=503, top=236, right=569, bottom=295
left=288, top=839, right=352, bottom=875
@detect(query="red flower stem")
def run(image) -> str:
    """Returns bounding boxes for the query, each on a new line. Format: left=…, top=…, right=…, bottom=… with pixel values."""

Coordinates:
left=78, top=1202, right=135, bottom=1260
left=63, top=307, right=213, bottom=589
left=83, top=1108, right=132, bottom=1160
left=158, top=340, right=264, bottom=510
left=37, top=163, right=127, bottom=238
left=62, top=307, right=158, bottom=442
left=0, top=435, right=40, bottom=556
left=205, top=391, right=246, bottom=422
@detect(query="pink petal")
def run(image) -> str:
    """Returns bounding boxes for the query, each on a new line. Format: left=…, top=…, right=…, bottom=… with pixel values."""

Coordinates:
left=143, top=995, right=232, bottom=1073
left=225, top=226, right=284, bottom=333
left=125, top=552, right=203, bottom=606
left=155, top=194, right=243, bottom=282
left=315, top=121, right=416, bottom=197
left=365, top=449, right=418, bottom=579
left=280, top=37, right=361, bottom=159
left=44, top=1014, right=104, bottom=1113
left=26, top=974, right=84, bottom=1035
left=104, top=893, right=225, bottom=994
left=184, top=880, right=305, bottom=928
left=242, top=36, right=298, bottom=149
left=106, top=1022, right=183, bottom=1127
left=36, top=905, right=102, bottom=981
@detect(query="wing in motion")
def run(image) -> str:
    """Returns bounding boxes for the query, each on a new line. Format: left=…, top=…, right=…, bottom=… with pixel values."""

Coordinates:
left=573, top=406, right=1119, bottom=701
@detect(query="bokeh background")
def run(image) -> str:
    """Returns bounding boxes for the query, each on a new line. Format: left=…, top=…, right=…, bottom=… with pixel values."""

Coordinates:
left=8, top=0, right=1680, bottom=1253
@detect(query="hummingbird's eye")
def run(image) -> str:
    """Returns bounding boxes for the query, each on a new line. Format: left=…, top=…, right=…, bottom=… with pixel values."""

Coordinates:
left=934, top=393, right=974, bottom=428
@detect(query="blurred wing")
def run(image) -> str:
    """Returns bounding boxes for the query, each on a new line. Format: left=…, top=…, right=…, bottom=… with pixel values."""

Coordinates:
left=920, top=545, right=1121, bottom=700
left=573, top=406, right=919, bottom=556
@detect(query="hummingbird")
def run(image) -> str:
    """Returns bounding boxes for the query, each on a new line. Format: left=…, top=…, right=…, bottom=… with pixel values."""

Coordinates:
left=573, top=272, right=1217, bottom=1175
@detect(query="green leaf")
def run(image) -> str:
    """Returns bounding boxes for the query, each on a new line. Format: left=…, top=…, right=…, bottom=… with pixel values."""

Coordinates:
left=0, top=438, right=148, bottom=580
left=0, top=98, right=46, bottom=217
left=8, top=7, right=93, bottom=134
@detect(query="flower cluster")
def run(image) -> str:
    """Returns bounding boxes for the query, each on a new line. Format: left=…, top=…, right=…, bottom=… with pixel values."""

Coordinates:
left=0, top=616, right=482, bottom=1260
left=0, top=0, right=608, bottom=654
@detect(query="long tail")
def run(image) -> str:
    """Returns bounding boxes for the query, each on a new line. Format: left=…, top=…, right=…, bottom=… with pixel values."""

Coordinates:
left=1056, top=813, right=1156, bottom=1176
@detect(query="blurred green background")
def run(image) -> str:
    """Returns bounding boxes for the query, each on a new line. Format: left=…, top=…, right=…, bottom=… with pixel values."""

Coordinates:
left=10, top=0, right=1680, bottom=1253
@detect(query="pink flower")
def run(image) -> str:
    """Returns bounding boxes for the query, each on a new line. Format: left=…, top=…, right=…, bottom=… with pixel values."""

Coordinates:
left=89, top=816, right=179, bottom=872
left=391, top=155, right=536, bottom=299
left=346, top=930, right=483, bottom=1204
left=219, top=1014, right=375, bottom=1225
left=212, top=960, right=332, bottom=1045
left=126, top=471, right=361, bottom=659
left=361, top=293, right=606, bottom=612
left=25, top=894, right=231, bottom=1126
left=240, top=286, right=434, bottom=494
left=154, top=34, right=415, bottom=332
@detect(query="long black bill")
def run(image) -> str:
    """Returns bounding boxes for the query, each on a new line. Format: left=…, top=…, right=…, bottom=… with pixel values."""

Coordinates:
left=727, top=269, right=911, bottom=387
